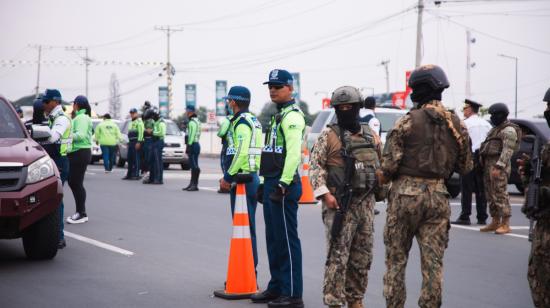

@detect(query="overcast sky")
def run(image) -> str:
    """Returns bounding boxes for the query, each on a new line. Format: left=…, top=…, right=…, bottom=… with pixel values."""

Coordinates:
left=1, top=0, right=549, bottom=119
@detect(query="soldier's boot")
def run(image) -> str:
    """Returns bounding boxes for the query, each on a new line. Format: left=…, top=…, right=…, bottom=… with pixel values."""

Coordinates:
left=480, top=216, right=500, bottom=232
left=495, top=216, right=511, bottom=234
left=347, top=301, right=364, bottom=308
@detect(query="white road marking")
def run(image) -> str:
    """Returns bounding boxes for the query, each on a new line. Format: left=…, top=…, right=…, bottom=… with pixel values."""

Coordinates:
left=64, top=231, right=135, bottom=257
left=199, top=186, right=218, bottom=192
left=451, top=224, right=529, bottom=239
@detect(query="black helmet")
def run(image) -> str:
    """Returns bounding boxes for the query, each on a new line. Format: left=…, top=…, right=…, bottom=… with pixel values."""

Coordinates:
left=143, top=108, right=156, bottom=120
left=408, top=64, right=450, bottom=90
left=488, top=102, right=509, bottom=115
left=544, top=88, right=550, bottom=102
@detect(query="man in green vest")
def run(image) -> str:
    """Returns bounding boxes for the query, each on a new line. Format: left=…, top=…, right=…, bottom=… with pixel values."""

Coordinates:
left=253, top=69, right=305, bottom=308
left=94, top=113, right=121, bottom=173
left=219, top=86, right=263, bottom=271
left=41, top=89, right=72, bottom=249
left=183, top=106, right=201, bottom=191
left=124, top=108, right=145, bottom=180
left=144, top=109, right=166, bottom=184
left=141, top=103, right=155, bottom=179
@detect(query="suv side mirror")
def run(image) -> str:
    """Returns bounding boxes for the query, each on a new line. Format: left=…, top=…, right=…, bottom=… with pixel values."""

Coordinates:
left=31, top=125, right=51, bottom=141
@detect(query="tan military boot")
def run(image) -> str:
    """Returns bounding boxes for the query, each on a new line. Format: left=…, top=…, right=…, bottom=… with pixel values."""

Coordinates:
left=480, top=216, right=500, bottom=232
left=347, top=302, right=364, bottom=308
left=495, top=217, right=511, bottom=234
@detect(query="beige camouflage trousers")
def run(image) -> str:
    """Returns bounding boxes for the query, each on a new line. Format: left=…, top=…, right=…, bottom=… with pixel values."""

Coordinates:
left=528, top=217, right=550, bottom=308
left=383, top=176, right=451, bottom=308
left=322, top=194, right=375, bottom=306
left=483, top=158, right=512, bottom=218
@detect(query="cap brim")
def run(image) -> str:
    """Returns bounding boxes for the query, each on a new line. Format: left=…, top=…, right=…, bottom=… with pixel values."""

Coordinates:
left=263, top=81, right=286, bottom=85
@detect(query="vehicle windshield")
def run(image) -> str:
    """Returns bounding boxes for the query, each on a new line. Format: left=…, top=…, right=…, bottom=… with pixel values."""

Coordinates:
left=166, top=121, right=182, bottom=136
left=0, top=102, right=25, bottom=138
left=311, top=111, right=332, bottom=133
left=378, top=113, right=405, bottom=132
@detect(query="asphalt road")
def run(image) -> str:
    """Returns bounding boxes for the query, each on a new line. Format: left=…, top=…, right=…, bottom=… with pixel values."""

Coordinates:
left=0, top=158, right=534, bottom=308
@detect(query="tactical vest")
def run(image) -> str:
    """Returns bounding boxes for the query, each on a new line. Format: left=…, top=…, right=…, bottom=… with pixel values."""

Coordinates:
left=259, top=103, right=304, bottom=178
left=144, top=118, right=154, bottom=139
left=326, top=124, right=379, bottom=194
left=479, top=121, right=521, bottom=158
left=228, top=112, right=263, bottom=172
left=398, top=108, right=460, bottom=179
left=44, top=110, right=72, bottom=158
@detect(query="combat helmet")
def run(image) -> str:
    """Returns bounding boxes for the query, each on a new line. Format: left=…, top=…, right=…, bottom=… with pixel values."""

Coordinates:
left=330, top=86, right=363, bottom=107
left=543, top=87, right=550, bottom=102
left=408, top=64, right=450, bottom=90
left=488, top=102, right=509, bottom=115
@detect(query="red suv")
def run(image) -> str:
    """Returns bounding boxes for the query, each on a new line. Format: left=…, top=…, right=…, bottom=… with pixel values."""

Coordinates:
left=0, top=96, right=63, bottom=259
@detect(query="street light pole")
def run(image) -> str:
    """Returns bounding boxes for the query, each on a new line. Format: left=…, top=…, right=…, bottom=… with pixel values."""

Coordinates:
left=498, top=53, right=518, bottom=118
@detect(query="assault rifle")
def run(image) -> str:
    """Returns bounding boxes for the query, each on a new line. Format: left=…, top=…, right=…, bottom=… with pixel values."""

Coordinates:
left=331, top=146, right=355, bottom=240
left=523, top=135, right=542, bottom=242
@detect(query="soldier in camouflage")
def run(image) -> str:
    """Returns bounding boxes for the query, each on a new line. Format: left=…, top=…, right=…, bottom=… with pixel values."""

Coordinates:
left=310, top=86, right=381, bottom=308
left=479, top=103, right=520, bottom=234
left=378, top=65, right=473, bottom=308
left=519, top=88, right=550, bottom=308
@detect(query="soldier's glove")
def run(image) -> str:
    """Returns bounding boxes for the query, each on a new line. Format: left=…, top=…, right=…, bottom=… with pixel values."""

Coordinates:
left=269, top=183, right=288, bottom=203
left=256, top=184, right=264, bottom=204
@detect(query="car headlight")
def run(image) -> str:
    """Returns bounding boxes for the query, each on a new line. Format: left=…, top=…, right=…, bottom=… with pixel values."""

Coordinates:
left=26, top=156, right=56, bottom=184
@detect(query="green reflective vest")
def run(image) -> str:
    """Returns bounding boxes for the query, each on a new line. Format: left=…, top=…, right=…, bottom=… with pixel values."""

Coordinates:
left=128, top=118, right=145, bottom=142
left=48, top=109, right=72, bottom=156
left=187, top=117, right=201, bottom=145
left=227, top=112, right=263, bottom=175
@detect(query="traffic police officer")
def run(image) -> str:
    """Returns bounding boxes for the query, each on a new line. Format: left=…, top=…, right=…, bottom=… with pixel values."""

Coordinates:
left=378, top=65, right=472, bottom=308
left=310, top=86, right=381, bottom=308
left=520, top=87, right=550, bottom=308
left=144, top=109, right=165, bottom=184
left=219, top=86, right=263, bottom=270
left=479, top=103, right=520, bottom=234
left=183, top=106, right=201, bottom=191
left=41, top=89, right=72, bottom=249
left=252, top=69, right=305, bottom=308
left=141, top=103, right=155, bottom=179
left=123, top=108, right=144, bottom=180
left=217, top=105, right=233, bottom=193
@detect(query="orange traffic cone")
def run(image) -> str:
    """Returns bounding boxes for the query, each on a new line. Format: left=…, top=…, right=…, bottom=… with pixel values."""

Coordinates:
left=299, top=147, right=318, bottom=205
left=213, top=183, right=258, bottom=299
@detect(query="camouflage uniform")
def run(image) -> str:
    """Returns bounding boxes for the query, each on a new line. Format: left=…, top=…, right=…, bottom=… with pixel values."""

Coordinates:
left=479, top=121, right=519, bottom=218
left=524, top=142, right=550, bottom=308
left=381, top=100, right=472, bottom=308
left=310, top=125, right=380, bottom=307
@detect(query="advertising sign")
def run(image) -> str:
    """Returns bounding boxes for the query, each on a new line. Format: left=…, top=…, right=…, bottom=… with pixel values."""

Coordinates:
left=215, top=80, right=227, bottom=116
left=185, top=84, right=196, bottom=110
left=158, top=86, right=168, bottom=118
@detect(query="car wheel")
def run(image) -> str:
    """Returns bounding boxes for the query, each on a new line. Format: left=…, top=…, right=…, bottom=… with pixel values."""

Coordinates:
left=22, top=206, right=60, bottom=260
left=515, top=184, right=525, bottom=194
left=163, top=163, right=170, bottom=170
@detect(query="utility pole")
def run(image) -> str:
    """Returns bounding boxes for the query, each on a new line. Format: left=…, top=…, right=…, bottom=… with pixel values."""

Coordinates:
left=29, top=44, right=51, bottom=97
left=498, top=53, right=519, bottom=118
left=415, top=0, right=424, bottom=68
left=465, top=30, right=476, bottom=99
left=65, top=46, right=92, bottom=97
left=155, top=25, right=183, bottom=118
left=379, top=60, right=390, bottom=95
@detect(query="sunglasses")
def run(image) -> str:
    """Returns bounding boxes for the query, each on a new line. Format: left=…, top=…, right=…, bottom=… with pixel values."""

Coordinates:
left=268, top=84, right=285, bottom=90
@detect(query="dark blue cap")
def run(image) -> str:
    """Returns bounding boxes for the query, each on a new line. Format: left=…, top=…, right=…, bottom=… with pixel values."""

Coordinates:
left=223, top=86, right=251, bottom=102
left=73, top=95, right=89, bottom=107
left=129, top=108, right=138, bottom=113
left=263, top=69, right=293, bottom=85
left=41, top=89, right=62, bottom=102
left=186, top=105, right=196, bottom=112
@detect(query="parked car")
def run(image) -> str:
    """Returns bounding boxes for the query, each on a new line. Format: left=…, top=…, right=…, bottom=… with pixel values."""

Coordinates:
left=90, top=118, right=121, bottom=164
left=0, top=96, right=63, bottom=259
left=509, top=118, right=550, bottom=193
left=117, top=119, right=189, bottom=170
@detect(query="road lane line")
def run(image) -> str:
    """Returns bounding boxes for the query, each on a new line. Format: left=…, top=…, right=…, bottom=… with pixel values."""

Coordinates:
left=64, top=231, right=135, bottom=257
left=199, top=186, right=219, bottom=192
left=451, top=224, right=529, bottom=239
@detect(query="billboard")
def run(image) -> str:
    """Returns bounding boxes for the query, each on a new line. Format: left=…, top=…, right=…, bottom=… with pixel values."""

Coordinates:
left=291, top=72, right=301, bottom=100
left=185, top=84, right=196, bottom=110
left=158, top=86, right=168, bottom=118
left=215, top=80, right=227, bottom=116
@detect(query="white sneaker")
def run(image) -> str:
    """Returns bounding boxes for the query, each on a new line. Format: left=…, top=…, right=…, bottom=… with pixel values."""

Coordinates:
left=66, top=213, right=89, bottom=224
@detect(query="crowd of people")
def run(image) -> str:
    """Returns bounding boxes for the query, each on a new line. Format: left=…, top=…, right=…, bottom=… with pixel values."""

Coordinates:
left=28, top=65, right=549, bottom=308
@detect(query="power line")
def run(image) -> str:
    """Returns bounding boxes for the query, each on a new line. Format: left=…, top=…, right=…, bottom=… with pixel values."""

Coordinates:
left=92, top=76, right=162, bottom=105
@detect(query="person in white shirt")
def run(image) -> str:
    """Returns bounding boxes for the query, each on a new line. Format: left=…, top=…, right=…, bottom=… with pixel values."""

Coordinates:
left=452, top=99, right=492, bottom=225
left=361, top=96, right=381, bottom=136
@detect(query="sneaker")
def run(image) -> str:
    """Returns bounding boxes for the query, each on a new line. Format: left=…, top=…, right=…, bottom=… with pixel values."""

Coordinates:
left=66, top=213, right=89, bottom=224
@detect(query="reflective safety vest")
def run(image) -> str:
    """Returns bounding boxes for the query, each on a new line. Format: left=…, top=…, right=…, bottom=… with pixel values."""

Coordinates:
left=46, top=109, right=72, bottom=157
left=259, top=102, right=305, bottom=178
left=227, top=112, right=263, bottom=173
left=187, top=117, right=201, bottom=144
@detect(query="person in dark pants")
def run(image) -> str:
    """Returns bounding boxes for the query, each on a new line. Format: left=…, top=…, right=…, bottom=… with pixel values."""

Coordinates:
left=253, top=69, right=305, bottom=308
left=183, top=106, right=201, bottom=191
left=94, top=113, right=121, bottom=173
left=145, top=110, right=166, bottom=184
left=66, top=95, right=93, bottom=224
left=141, top=104, right=155, bottom=181
left=452, top=99, right=492, bottom=225
left=39, top=90, right=72, bottom=249
left=123, top=108, right=144, bottom=180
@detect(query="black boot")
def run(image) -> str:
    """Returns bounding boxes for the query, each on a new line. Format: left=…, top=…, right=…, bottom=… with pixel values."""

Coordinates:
left=187, top=169, right=200, bottom=191
left=182, top=172, right=193, bottom=191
